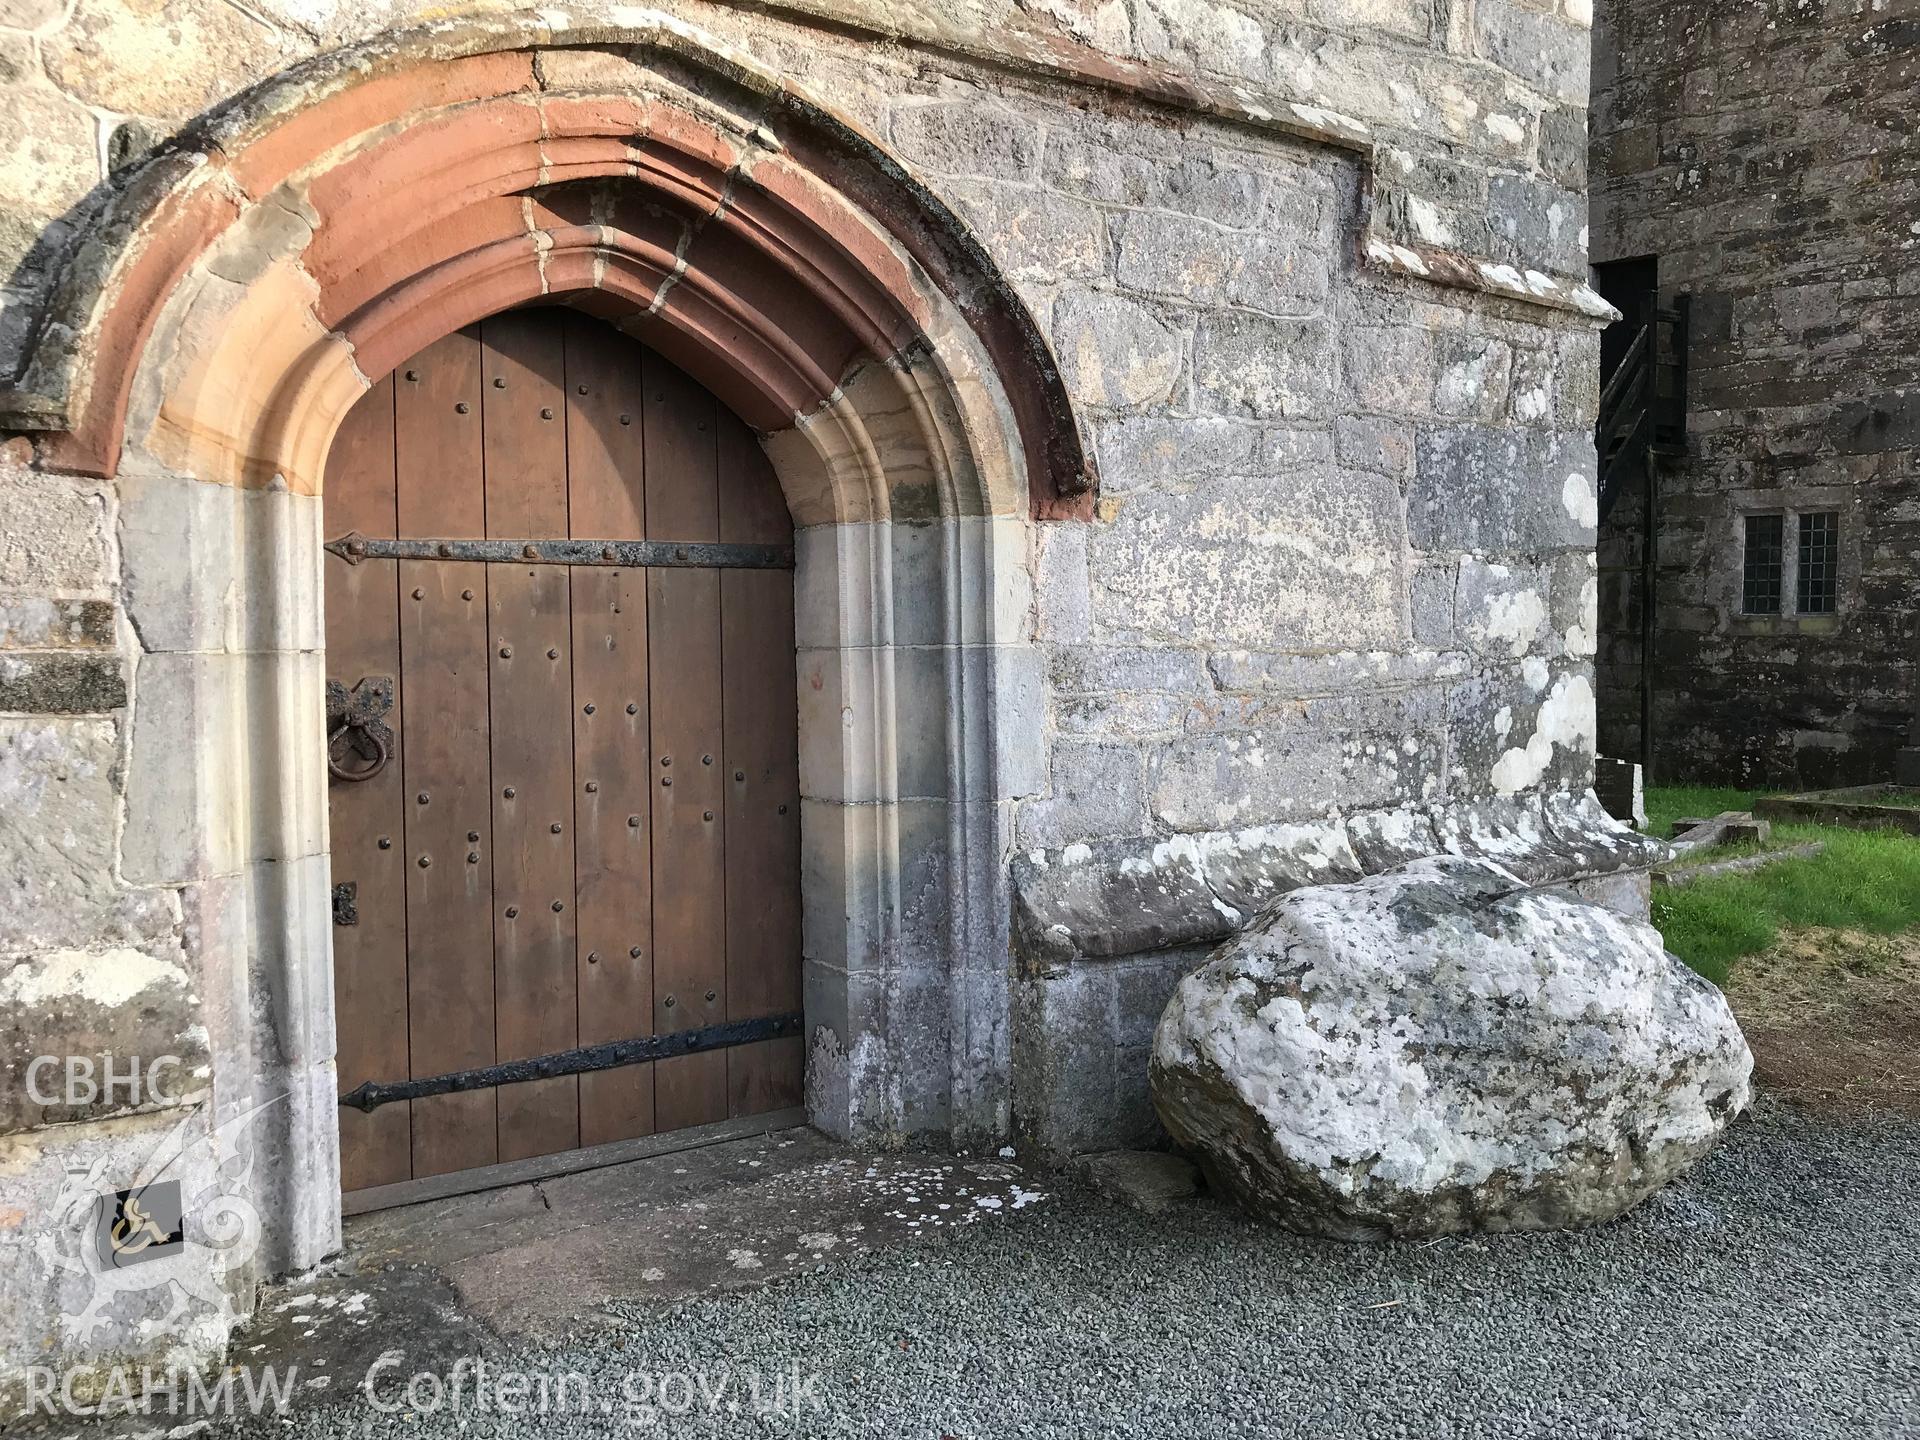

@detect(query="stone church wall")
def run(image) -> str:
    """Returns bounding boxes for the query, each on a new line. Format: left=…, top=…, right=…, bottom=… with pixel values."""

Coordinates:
left=0, top=0, right=1609, bottom=1406
left=1590, top=0, right=1920, bottom=785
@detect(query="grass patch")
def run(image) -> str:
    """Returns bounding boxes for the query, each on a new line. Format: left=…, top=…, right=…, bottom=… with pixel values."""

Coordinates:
left=1646, top=785, right=1920, bottom=984
left=1641, top=784, right=1759, bottom=837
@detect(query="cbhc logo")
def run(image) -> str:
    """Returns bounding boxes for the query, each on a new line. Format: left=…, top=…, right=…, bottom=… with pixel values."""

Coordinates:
left=25, top=1055, right=185, bottom=1107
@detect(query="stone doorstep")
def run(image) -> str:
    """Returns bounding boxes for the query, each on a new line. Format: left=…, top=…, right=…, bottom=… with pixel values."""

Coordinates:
left=1012, top=789, right=1672, bottom=974
left=18, top=1128, right=1058, bottom=1434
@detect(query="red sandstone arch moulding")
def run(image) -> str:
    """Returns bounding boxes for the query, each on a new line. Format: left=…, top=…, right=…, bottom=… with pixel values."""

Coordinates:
left=0, top=12, right=1096, bottom=521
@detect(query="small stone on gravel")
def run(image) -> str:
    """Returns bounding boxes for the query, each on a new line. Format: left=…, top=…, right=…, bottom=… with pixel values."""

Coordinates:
left=1071, top=1149, right=1201, bottom=1215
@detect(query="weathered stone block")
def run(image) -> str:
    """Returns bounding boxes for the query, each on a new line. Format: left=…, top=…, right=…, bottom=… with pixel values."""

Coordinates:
left=1339, top=324, right=1436, bottom=416
left=1113, top=953, right=1197, bottom=1050
left=1831, top=392, right=1920, bottom=456
left=0, top=942, right=211, bottom=1131
left=1334, top=414, right=1416, bottom=479
left=1130, top=0, right=1268, bottom=81
left=1258, top=427, right=1337, bottom=470
left=1373, top=147, right=1490, bottom=232
left=1148, top=687, right=1447, bottom=830
left=1012, top=839, right=1211, bottom=972
left=1432, top=334, right=1514, bottom=422
left=1456, top=556, right=1552, bottom=659
left=1010, top=818, right=1359, bottom=971
left=0, top=651, right=125, bottom=712
left=1051, top=290, right=1185, bottom=411
left=1054, top=690, right=1192, bottom=739
left=1446, top=662, right=1597, bottom=799
left=881, top=517, right=1033, bottom=648
left=0, top=458, right=110, bottom=594
left=0, top=719, right=175, bottom=955
left=1473, top=0, right=1590, bottom=106
left=118, top=468, right=239, bottom=655
left=1093, top=415, right=1259, bottom=495
left=1411, top=427, right=1598, bottom=554
left=1033, top=522, right=1091, bottom=642
left=1039, top=132, right=1265, bottom=226
left=797, top=647, right=877, bottom=804
left=1307, top=0, right=1433, bottom=41
left=1088, top=468, right=1406, bottom=652
left=121, top=652, right=245, bottom=886
left=979, top=648, right=1048, bottom=801
left=1487, top=173, right=1587, bottom=274
left=1048, top=644, right=1208, bottom=697
left=1224, top=224, right=1333, bottom=313
left=1553, top=329, right=1601, bottom=428
left=43, top=0, right=288, bottom=119
left=891, top=96, right=1043, bottom=180
left=1538, top=103, right=1587, bottom=187
left=1114, top=210, right=1238, bottom=303
left=1207, top=647, right=1464, bottom=698
left=942, top=179, right=1108, bottom=283
left=0, top=598, right=115, bottom=650
left=1011, top=792, right=1660, bottom=989
left=793, top=522, right=877, bottom=652
left=1017, top=1030, right=1118, bottom=1155
left=1193, top=313, right=1330, bottom=418
left=1015, top=740, right=1146, bottom=850
left=1196, top=821, right=1363, bottom=916
left=1427, top=791, right=1565, bottom=883
left=1539, top=790, right=1669, bottom=878
left=0, top=83, right=98, bottom=249
left=1346, top=805, right=1441, bottom=871
left=892, top=647, right=961, bottom=801
left=1508, top=342, right=1568, bottom=429
left=1152, top=858, right=1751, bottom=1237
left=1410, top=562, right=1457, bottom=648
left=1551, top=549, right=1599, bottom=657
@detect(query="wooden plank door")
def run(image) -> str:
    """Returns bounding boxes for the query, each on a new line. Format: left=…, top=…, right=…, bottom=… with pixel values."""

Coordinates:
left=325, top=372, right=410, bottom=1190
left=394, top=332, right=497, bottom=1180
left=325, top=308, right=804, bottom=1196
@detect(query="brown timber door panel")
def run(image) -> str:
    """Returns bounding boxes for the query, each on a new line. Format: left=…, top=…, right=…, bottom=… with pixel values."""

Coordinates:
left=325, top=309, right=803, bottom=1194
left=394, top=330, right=497, bottom=1181
left=326, top=372, right=410, bottom=1191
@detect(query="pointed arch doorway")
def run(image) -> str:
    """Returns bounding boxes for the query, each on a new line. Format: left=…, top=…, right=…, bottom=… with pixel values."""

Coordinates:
left=20, top=18, right=1091, bottom=1271
left=324, top=306, right=803, bottom=1202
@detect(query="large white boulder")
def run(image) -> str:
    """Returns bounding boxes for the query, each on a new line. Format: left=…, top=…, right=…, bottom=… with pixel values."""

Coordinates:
left=1150, top=857, right=1752, bottom=1238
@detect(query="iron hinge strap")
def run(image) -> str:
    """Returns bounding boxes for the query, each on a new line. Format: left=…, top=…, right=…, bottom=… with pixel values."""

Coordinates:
left=326, top=533, right=793, bottom=570
left=336, top=1013, right=804, bottom=1112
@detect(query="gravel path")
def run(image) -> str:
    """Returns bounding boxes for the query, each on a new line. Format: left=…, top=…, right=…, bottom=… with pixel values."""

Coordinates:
left=184, top=1100, right=1920, bottom=1438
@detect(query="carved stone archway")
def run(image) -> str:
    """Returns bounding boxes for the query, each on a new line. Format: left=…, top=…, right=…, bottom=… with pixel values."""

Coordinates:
left=4, top=13, right=1087, bottom=1277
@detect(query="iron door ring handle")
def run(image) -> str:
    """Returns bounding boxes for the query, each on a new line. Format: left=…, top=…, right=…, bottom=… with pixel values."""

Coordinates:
left=328, top=721, right=390, bottom=783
